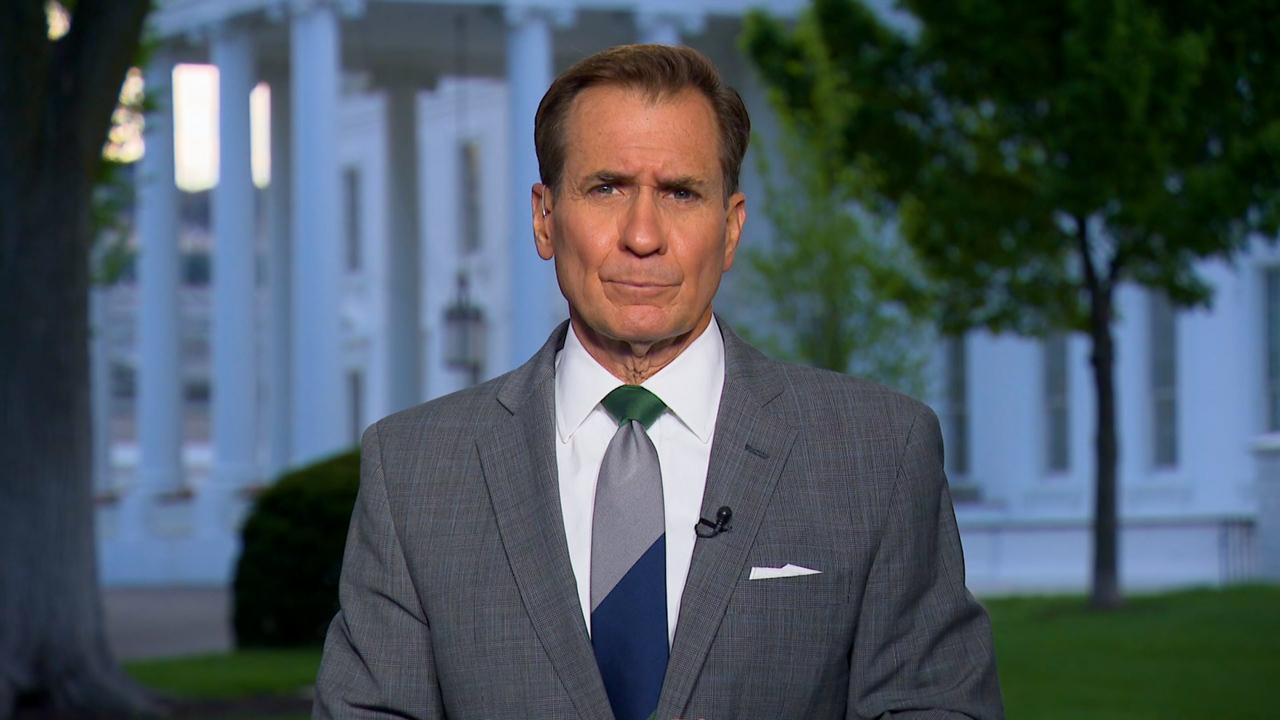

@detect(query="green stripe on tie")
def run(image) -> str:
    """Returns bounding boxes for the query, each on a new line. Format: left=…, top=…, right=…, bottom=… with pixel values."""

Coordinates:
left=601, top=385, right=667, bottom=430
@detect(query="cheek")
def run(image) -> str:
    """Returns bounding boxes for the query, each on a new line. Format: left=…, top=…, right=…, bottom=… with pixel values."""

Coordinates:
left=552, top=239, right=605, bottom=300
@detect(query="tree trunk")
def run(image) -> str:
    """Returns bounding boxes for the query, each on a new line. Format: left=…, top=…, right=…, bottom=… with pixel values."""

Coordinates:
left=1085, top=271, right=1122, bottom=610
left=0, top=2, right=156, bottom=716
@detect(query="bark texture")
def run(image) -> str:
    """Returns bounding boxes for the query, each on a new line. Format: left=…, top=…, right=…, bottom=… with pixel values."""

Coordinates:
left=1077, top=218, right=1122, bottom=610
left=0, top=2, right=155, bottom=717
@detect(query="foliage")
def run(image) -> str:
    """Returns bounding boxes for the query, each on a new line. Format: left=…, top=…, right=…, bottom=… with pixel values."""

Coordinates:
left=987, top=585, right=1280, bottom=718
left=93, top=63, right=150, bottom=286
left=746, top=0, right=1280, bottom=333
left=90, top=158, right=136, bottom=285
left=743, top=0, right=1280, bottom=607
left=233, top=451, right=361, bottom=648
left=739, top=72, right=932, bottom=397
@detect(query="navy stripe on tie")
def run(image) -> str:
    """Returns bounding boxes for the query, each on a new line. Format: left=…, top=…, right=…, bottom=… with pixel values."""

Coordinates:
left=592, top=535, right=668, bottom=720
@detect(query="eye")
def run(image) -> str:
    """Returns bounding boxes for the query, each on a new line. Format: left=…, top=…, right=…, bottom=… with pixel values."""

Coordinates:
left=591, top=184, right=617, bottom=196
left=671, top=188, right=697, bottom=202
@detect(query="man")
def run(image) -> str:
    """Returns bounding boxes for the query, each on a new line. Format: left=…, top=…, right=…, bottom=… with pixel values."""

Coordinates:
left=315, top=44, right=1002, bottom=720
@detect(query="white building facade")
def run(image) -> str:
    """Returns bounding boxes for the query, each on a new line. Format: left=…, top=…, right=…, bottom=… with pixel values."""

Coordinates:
left=937, top=254, right=1280, bottom=593
left=95, top=0, right=1280, bottom=594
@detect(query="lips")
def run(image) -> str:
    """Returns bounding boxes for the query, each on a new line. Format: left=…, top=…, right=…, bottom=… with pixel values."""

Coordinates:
left=606, top=280, right=677, bottom=289
left=601, top=279, right=679, bottom=300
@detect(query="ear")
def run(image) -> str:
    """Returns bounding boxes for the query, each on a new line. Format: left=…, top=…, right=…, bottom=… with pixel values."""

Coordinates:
left=721, top=191, right=746, bottom=272
left=532, top=183, right=555, bottom=261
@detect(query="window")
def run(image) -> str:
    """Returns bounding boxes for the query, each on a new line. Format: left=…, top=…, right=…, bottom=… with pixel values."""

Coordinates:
left=343, top=167, right=361, bottom=271
left=184, top=379, right=210, bottom=403
left=459, top=141, right=482, bottom=253
left=1044, top=332, right=1069, bottom=473
left=110, top=362, right=136, bottom=400
left=1150, top=291, right=1178, bottom=467
left=945, top=335, right=970, bottom=476
left=181, top=251, right=210, bottom=286
left=348, top=370, right=364, bottom=446
left=1267, top=267, right=1280, bottom=432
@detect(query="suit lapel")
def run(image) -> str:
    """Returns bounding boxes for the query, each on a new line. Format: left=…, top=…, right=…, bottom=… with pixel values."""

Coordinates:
left=476, top=323, right=614, bottom=720
left=656, top=321, right=797, bottom=720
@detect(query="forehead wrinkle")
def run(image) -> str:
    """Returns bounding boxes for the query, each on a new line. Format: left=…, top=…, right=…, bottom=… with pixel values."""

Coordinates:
left=561, top=86, right=722, bottom=197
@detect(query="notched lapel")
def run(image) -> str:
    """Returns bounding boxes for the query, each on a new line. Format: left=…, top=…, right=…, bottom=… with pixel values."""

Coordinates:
left=657, top=325, right=798, bottom=720
left=476, top=326, right=614, bottom=720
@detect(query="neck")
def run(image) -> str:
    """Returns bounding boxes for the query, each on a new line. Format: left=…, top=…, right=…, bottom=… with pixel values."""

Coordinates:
left=572, top=312, right=713, bottom=385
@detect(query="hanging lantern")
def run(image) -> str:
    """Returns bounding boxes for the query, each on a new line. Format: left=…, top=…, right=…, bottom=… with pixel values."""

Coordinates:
left=444, top=273, right=485, bottom=384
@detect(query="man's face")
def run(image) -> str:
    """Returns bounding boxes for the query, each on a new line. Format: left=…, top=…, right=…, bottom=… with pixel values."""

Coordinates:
left=533, top=85, right=746, bottom=351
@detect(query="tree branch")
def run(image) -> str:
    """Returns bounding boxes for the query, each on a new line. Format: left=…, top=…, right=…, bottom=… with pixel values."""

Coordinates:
left=1075, top=214, right=1102, bottom=296
left=1106, top=239, right=1130, bottom=289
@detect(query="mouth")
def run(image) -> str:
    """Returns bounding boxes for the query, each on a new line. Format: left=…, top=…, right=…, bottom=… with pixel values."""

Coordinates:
left=607, top=280, right=675, bottom=289
left=602, top=280, right=679, bottom=299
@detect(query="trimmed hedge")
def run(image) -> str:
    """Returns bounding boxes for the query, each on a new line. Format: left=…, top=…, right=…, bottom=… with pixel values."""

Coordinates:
left=233, top=449, right=360, bottom=647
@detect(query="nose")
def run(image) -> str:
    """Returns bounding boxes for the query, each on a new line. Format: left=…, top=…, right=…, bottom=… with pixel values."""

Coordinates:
left=618, top=187, right=665, bottom=257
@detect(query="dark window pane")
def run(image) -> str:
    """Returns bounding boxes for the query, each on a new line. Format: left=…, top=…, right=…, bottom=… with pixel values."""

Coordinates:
left=349, top=370, right=363, bottom=446
left=110, top=362, right=135, bottom=400
left=1044, top=333, right=1069, bottom=473
left=182, top=252, right=210, bottom=286
left=945, top=336, right=969, bottom=476
left=1154, top=396, right=1178, bottom=466
left=460, top=141, right=482, bottom=253
left=1150, top=292, right=1178, bottom=467
left=344, top=168, right=361, bottom=271
left=1267, top=268, right=1280, bottom=432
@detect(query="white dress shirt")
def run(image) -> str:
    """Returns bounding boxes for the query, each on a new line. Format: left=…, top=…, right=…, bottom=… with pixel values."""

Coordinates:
left=554, top=319, right=725, bottom=645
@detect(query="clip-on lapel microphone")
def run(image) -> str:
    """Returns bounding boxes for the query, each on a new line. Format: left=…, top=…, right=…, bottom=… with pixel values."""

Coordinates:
left=695, top=506, right=733, bottom=538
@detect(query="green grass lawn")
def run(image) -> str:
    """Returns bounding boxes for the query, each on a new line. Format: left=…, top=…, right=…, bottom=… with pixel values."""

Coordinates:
left=127, top=648, right=322, bottom=700
left=987, top=584, right=1280, bottom=719
left=124, top=585, right=1280, bottom=718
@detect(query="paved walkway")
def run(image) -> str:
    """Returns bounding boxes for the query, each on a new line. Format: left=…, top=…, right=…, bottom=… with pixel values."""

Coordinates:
left=102, top=586, right=233, bottom=661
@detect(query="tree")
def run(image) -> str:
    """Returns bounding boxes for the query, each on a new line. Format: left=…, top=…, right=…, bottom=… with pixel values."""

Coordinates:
left=744, top=0, right=1280, bottom=608
left=0, top=1, right=155, bottom=716
left=738, top=89, right=932, bottom=396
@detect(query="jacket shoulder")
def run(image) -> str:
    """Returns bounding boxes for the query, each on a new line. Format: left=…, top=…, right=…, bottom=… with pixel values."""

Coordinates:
left=363, top=373, right=511, bottom=455
left=769, top=359, right=938, bottom=438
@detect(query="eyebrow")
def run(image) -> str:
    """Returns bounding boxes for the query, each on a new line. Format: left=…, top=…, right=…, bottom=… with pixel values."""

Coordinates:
left=581, top=171, right=710, bottom=194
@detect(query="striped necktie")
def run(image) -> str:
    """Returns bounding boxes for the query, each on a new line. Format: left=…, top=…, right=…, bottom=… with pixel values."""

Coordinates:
left=591, top=385, right=668, bottom=720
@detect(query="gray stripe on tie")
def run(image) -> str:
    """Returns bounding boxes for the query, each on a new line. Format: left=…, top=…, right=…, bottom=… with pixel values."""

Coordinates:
left=590, top=419, right=664, bottom=612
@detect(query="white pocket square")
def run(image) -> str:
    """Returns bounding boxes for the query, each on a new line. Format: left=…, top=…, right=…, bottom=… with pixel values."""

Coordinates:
left=749, top=563, right=822, bottom=580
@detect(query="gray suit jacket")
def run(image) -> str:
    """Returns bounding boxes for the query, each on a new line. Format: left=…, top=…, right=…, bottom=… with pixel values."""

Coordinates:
left=314, top=319, right=1002, bottom=720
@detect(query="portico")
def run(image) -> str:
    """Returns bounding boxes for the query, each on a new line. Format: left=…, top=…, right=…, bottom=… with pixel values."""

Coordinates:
left=104, top=0, right=794, bottom=584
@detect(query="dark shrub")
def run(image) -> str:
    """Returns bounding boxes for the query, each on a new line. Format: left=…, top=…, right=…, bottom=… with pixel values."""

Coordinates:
left=233, top=449, right=360, bottom=647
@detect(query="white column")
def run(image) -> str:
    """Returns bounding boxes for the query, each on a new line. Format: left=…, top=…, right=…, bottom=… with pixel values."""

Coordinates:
left=134, top=51, right=183, bottom=515
left=636, top=9, right=704, bottom=46
left=291, top=4, right=347, bottom=464
left=266, top=74, right=292, bottom=479
left=211, top=24, right=259, bottom=493
left=637, top=13, right=679, bottom=46
left=506, top=6, right=573, bottom=367
left=383, top=82, right=422, bottom=413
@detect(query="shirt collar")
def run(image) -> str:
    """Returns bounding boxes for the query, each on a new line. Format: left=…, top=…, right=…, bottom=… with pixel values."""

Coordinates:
left=554, top=318, right=725, bottom=444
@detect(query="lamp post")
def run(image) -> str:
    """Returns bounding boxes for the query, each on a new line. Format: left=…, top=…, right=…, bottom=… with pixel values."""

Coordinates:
left=444, top=273, right=485, bottom=386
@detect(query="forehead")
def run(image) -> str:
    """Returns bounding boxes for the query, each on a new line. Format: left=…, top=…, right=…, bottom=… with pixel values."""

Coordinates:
left=561, top=85, right=720, bottom=179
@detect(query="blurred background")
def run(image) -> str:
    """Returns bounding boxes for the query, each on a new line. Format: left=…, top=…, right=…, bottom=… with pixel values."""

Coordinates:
left=4, top=0, right=1279, bottom=717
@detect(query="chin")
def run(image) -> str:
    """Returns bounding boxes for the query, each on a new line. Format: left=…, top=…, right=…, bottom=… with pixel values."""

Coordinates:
left=599, top=310, right=694, bottom=346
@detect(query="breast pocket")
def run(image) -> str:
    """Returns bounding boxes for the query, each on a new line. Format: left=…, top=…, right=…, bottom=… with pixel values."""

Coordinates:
left=728, top=565, right=853, bottom=611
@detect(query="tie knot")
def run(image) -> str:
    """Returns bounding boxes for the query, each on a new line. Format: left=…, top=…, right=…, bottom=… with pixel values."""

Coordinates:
left=601, top=385, right=667, bottom=429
